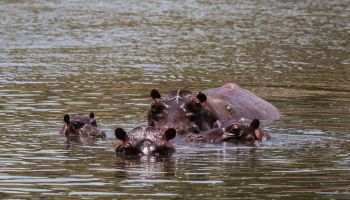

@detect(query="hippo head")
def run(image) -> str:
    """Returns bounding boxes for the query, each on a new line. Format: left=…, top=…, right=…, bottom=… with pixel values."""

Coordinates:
left=223, top=119, right=260, bottom=144
left=147, top=89, right=216, bottom=135
left=114, top=127, right=176, bottom=157
left=61, top=113, right=106, bottom=138
left=185, top=119, right=261, bottom=144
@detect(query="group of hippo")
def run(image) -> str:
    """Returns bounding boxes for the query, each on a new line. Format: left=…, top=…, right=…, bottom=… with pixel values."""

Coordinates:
left=59, top=83, right=280, bottom=158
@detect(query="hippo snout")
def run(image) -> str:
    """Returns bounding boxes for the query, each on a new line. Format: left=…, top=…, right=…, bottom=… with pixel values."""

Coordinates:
left=139, top=139, right=157, bottom=156
left=114, top=126, right=176, bottom=158
left=87, top=126, right=106, bottom=138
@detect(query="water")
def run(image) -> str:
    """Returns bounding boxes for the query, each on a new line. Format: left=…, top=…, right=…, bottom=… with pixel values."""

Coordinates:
left=0, top=0, right=350, bottom=199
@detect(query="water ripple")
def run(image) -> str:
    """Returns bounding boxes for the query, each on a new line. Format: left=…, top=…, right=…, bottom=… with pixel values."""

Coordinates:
left=0, top=0, right=350, bottom=199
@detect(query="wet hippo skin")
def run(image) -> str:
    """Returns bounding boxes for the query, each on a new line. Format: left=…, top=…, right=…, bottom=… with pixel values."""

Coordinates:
left=186, top=118, right=270, bottom=144
left=60, top=112, right=106, bottom=140
left=114, top=126, right=176, bottom=158
left=147, top=83, right=280, bottom=134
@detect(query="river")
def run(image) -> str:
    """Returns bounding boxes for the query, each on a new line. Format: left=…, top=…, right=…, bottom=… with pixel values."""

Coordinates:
left=0, top=0, right=349, bottom=199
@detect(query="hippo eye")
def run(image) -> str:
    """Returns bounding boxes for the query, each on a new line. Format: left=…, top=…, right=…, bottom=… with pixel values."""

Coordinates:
left=232, top=126, right=241, bottom=133
left=226, top=124, right=241, bottom=133
left=234, top=125, right=240, bottom=130
left=227, top=124, right=243, bottom=138
left=151, top=104, right=164, bottom=114
left=186, top=112, right=196, bottom=122
left=118, top=142, right=140, bottom=155
left=186, top=102, right=201, bottom=113
left=72, top=121, right=84, bottom=129
left=188, top=115, right=196, bottom=122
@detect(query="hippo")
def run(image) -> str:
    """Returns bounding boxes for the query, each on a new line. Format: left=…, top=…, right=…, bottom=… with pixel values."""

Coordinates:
left=148, top=89, right=213, bottom=135
left=114, top=126, right=176, bottom=158
left=147, top=83, right=280, bottom=134
left=186, top=118, right=269, bottom=144
left=213, top=118, right=271, bottom=142
left=60, top=112, right=106, bottom=140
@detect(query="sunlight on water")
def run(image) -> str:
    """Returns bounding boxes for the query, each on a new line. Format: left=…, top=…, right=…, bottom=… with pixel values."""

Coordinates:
left=0, top=0, right=350, bottom=199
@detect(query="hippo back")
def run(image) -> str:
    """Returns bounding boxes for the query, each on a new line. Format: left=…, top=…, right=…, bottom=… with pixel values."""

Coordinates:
left=203, top=83, right=280, bottom=124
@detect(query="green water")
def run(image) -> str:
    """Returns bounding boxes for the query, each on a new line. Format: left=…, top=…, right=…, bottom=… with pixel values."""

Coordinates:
left=0, top=0, right=349, bottom=199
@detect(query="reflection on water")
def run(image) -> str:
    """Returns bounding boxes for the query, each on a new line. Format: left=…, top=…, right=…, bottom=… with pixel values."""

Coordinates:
left=0, top=0, right=350, bottom=199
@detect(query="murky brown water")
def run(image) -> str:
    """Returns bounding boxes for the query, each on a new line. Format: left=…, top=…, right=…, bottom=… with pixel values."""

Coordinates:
left=0, top=0, right=350, bottom=199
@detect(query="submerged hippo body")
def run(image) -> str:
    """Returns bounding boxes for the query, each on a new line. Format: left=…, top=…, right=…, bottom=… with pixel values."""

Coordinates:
left=148, top=83, right=280, bottom=134
left=187, top=118, right=269, bottom=144
left=114, top=126, right=176, bottom=158
left=202, top=83, right=280, bottom=124
left=60, top=112, right=106, bottom=140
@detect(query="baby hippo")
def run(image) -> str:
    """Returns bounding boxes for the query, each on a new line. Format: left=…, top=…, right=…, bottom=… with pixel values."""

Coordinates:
left=214, top=118, right=271, bottom=142
left=60, top=112, right=106, bottom=139
left=114, top=126, right=176, bottom=158
left=186, top=119, right=269, bottom=144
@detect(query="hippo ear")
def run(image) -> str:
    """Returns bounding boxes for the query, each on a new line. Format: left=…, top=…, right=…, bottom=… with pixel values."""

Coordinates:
left=115, top=128, right=127, bottom=141
left=63, top=114, right=70, bottom=124
left=164, top=128, right=176, bottom=141
left=151, top=89, right=161, bottom=99
left=249, top=119, right=260, bottom=130
left=89, top=112, right=95, bottom=119
left=196, top=92, right=207, bottom=103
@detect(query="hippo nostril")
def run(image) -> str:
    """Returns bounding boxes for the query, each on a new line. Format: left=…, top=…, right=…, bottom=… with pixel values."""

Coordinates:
left=100, top=131, right=106, bottom=138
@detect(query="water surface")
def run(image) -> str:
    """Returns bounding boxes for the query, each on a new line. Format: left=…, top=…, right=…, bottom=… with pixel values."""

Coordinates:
left=0, top=0, right=350, bottom=199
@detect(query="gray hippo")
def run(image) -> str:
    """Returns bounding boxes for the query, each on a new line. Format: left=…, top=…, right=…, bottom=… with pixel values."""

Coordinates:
left=114, top=126, right=176, bottom=158
left=186, top=118, right=269, bottom=144
left=60, top=112, right=106, bottom=140
left=147, top=83, right=280, bottom=134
